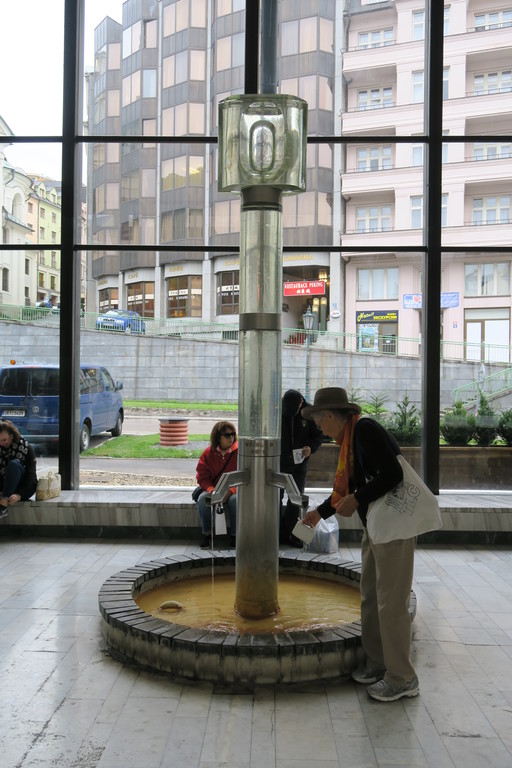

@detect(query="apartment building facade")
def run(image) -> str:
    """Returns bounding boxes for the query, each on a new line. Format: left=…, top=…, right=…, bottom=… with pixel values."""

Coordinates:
left=86, top=0, right=512, bottom=362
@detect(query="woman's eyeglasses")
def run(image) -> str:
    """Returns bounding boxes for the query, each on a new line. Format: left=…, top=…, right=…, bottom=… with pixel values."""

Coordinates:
left=220, top=432, right=236, bottom=438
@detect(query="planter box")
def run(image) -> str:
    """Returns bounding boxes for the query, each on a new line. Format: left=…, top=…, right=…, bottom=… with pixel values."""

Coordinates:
left=307, top=443, right=512, bottom=490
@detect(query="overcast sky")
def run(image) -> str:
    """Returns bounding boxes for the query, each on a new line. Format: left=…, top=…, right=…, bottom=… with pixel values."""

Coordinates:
left=1, top=0, right=122, bottom=179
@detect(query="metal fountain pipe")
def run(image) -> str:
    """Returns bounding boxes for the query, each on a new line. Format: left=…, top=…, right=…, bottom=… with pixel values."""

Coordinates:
left=218, top=95, right=307, bottom=618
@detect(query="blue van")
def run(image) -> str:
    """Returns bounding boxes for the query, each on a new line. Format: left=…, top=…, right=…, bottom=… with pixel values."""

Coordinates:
left=0, top=363, right=124, bottom=452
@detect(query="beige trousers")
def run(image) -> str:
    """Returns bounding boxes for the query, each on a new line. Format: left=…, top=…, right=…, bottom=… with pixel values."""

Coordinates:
left=360, top=528, right=417, bottom=685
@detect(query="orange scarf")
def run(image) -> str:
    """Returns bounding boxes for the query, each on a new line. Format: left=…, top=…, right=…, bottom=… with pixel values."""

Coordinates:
left=331, top=414, right=360, bottom=508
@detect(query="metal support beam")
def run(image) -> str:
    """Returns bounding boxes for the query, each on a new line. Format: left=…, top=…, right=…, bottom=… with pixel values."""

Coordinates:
left=59, top=0, right=83, bottom=489
left=421, top=0, right=444, bottom=493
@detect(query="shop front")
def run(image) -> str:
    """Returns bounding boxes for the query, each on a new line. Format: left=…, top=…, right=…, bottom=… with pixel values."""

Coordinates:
left=356, top=309, right=398, bottom=354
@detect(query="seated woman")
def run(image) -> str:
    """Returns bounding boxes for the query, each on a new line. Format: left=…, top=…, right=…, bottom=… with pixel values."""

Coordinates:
left=195, top=421, right=238, bottom=549
left=0, top=420, right=38, bottom=518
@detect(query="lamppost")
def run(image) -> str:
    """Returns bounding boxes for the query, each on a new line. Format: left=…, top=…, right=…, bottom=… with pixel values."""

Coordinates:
left=303, top=306, right=314, bottom=402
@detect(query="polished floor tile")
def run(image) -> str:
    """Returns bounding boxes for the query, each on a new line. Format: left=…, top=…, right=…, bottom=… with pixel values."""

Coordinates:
left=0, top=539, right=511, bottom=768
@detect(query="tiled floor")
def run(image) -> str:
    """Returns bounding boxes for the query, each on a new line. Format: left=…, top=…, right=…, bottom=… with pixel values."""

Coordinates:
left=1, top=537, right=512, bottom=768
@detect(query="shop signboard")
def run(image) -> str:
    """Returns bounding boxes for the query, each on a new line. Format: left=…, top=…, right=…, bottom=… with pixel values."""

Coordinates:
left=283, top=280, right=326, bottom=296
left=403, top=292, right=459, bottom=309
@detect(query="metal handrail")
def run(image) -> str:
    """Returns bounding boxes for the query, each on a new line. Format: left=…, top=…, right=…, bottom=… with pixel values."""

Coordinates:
left=1, top=302, right=511, bottom=365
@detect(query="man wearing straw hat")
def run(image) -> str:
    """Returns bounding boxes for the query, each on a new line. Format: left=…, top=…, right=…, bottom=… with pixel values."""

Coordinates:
left=301, top=387, right=419, bottom=702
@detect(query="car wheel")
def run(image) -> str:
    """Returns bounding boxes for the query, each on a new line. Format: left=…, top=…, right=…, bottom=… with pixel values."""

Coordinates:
left=110, top=413, right=123, bottom=437
left=125, top=325, right=132, bottom=334
left=80, top=422, right=91, bottom=452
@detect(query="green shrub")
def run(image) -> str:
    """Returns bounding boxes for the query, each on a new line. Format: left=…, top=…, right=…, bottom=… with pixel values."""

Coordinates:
left=498, top=409, right=512, bottom=446
left=387, top=394, right=421, bottom=446
left=473, top=388, right=498, bottom=446
left=361, top=392, right=389, bottom=424
left=440, top=401, right=475, bottom=446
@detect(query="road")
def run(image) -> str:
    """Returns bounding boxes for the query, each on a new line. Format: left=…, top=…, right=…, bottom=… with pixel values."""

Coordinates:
left=36, top=411, right=238, bottom=478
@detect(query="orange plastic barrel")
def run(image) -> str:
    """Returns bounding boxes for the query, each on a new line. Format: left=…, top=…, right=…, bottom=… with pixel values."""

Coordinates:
left=159, top=418, right=189, bottom=446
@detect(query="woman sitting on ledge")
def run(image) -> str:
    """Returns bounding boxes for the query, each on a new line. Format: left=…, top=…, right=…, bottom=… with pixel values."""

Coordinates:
left=195, top=420, right=238, bottom=549
left=0, top=420, right=38, bottom=518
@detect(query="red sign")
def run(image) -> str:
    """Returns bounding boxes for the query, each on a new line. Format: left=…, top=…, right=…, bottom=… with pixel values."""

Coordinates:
left=283, top=280, right=326, bottom=297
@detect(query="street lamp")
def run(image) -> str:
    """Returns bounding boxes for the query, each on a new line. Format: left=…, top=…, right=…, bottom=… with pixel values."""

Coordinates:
left=302, top=306, right=314, bottom=402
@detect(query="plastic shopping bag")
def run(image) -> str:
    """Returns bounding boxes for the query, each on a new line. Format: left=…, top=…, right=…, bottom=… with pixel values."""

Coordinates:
left=304, top=514, right=339, bottom=554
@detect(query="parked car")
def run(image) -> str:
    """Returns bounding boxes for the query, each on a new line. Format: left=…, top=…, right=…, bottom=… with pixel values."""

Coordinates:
left=95, top=309, right=146, bottom=334
left=0, top=363, right=124, bottom=452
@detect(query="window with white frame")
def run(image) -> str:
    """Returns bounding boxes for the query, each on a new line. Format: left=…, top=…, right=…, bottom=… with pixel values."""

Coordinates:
left=357, top=267, right=399, bottom=300
left=465, top=262, right=510, bottom=296
left=412, top=71, right=424, bottom=102
left=358, top=28, right=393, bottom=49
left=412, top=144, right=423, bottom=166
left=357, top=146, right=392, bottom=171
left=473, top=142, right=512, bottom=160
left=356, top=205, right=392, bottom=233
left=443, top=67, right=449, bottom=99
left=413, top=10, right=424, bottom=40
left=472, top=196, right=511, bottom=225
left=357, top=87, right=392, bottom=110
left=444, top=5, right=450, bottom=35
left=441, top=193, right=448, bottom=227
left=474, top=70, right=512, bottom=95
left=442, top=131, right=449, bottom=163
left=411, top=196, right=423, bottom=228
left=474, top=9, right=512, bottom=31
left=2, top=268, right=9, bottom=292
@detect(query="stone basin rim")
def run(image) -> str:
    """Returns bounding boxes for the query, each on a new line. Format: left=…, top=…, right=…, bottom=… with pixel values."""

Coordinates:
left=98, top=550, right=416, bottom=685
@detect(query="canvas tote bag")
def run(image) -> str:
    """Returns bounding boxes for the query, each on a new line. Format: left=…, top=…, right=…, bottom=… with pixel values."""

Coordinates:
left=36, top=471, right=61, bottom=501
left=366, top=455, right=442, bottom=544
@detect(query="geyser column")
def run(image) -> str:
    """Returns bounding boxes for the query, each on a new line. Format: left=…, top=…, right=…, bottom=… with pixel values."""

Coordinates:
left=218, top=96, right=307, bottom=618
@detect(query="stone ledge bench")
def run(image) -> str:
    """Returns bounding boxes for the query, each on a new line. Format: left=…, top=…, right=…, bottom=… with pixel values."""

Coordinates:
left=2, top=488, right=512, bottom=543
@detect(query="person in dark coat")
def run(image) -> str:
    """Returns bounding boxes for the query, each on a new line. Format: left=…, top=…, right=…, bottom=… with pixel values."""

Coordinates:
left=279, top=389, right=324, bottom=545
left=0, top=419, right=38, bottom=518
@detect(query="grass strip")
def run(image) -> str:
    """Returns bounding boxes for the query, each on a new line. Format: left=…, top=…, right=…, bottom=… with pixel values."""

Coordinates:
left=125, top=399, right=237, bottom=411
left=83, top=433, right=208, bottom=459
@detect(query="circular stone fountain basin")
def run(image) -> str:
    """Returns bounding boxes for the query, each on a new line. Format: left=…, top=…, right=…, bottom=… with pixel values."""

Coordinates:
left=98, top=550, right=416, bottom=685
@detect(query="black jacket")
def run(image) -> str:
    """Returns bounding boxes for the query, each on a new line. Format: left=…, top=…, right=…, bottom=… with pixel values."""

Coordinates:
left=318, top=417, right=403, bottom=527
left=280, top=390, right=324, bottom=470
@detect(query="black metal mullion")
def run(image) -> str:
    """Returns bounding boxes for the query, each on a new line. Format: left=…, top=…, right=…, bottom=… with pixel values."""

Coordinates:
left=422, top=0, right=444, bottom=492
left=59, top=0, right=83, bottom=489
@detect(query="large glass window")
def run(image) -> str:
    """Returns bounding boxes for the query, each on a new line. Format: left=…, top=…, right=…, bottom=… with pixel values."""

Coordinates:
left=465, top=263, right=510, bottom=297
left=2, top=0, right=510, bottom=495
left=357, top=268, right=399, bottom=300
left=168, top=275, right=202, bottom=317
left=217, top=271, right=240, bottom=315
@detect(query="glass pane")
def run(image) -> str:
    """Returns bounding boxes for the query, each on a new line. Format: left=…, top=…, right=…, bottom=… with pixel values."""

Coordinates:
left=0, top=1, right=64, bottom=136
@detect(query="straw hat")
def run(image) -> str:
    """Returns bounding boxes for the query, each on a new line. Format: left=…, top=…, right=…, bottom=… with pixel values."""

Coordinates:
left=301, top=387, right=361, bottom=419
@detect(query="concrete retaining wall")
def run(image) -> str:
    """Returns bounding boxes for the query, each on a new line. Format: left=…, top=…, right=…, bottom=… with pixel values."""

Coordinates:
left=0, top=320, right=501, bottom=410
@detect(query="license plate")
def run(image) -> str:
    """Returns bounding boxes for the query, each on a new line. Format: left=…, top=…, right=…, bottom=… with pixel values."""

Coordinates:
left=3, top=409, right=25, bottom=417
